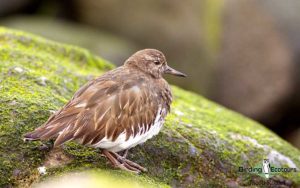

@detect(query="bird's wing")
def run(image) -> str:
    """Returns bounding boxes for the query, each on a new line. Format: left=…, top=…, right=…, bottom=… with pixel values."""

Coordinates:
left=25, top=77, right=163, bottom=147
left=71, top=79, right=163, bottom=146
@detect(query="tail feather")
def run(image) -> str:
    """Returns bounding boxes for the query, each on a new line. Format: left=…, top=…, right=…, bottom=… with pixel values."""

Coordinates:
left=38, top=124, right=65, bottom=140
left=24, top=123, right=75, bottom=146
left=23, top=131, right=41, bottom=141
left=23, top=125, right=60, bottom=142
left=23, top=104, right=80, bottom=145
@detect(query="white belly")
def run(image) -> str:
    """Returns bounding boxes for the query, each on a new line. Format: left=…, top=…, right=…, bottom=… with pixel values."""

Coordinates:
left=92, top=108, right=165, bottom=152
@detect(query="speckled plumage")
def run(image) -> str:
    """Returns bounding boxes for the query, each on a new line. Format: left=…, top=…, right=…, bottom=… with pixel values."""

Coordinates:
left=24, top=49, right=186, bottom=173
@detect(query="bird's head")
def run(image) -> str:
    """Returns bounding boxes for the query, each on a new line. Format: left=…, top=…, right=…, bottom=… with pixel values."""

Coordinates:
left=125, top=49, right=186, bottom=79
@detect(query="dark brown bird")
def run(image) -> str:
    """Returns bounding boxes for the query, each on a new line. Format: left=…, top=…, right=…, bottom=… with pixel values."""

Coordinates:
left=24, top=49, right=186, bottom=173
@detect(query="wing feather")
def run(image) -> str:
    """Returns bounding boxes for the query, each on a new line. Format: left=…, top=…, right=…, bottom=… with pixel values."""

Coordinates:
left=24, top=70, right=169, bottom=147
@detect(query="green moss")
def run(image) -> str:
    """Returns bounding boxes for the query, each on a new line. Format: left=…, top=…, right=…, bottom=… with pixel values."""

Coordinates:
left=0, top=27, right=299, bottom=187
left=37, top=169, right=169, bottom=188
left=0, top=27, right=113, bottom=187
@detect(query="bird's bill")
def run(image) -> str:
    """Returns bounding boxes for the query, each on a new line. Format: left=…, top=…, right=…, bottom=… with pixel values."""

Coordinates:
left=164, top=65, right=187, bottom=77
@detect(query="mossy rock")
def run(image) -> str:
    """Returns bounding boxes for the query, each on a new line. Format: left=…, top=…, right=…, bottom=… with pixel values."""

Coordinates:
left=0, top=27, right=299, bottom=188
left=34, top=170, right=169, bottom=188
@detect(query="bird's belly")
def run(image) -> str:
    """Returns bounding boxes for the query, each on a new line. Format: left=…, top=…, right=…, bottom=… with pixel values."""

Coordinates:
left=92, top=120, right=164, bottom=152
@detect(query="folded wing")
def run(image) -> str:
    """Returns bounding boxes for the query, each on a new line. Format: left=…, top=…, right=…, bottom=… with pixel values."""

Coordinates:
left=24, top=76, right=161, bottom=147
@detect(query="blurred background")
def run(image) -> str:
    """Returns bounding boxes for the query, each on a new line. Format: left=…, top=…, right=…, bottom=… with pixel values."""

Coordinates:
left=0, top=0, right=299, bottom=148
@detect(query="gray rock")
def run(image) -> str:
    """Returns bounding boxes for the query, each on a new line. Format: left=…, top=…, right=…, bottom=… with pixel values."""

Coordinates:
left=213, top=0, right=295, bottom=124
left=0, top=16, right=138, bottom=66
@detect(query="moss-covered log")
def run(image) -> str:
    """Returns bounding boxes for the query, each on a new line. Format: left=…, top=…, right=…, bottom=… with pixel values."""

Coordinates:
left=0, top=27, right=299, bottom=188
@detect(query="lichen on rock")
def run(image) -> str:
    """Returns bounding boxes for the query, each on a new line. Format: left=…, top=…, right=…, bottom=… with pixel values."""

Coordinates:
left=0, top=27, right=299, bottom=187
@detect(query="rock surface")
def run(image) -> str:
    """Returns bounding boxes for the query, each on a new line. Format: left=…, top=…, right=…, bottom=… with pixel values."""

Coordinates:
left=0, top=16, right=139, bottom=66
left=0, top=27, right=299, bottom=187
left=34, top=170, right=169, bottom=188
left=213, top=0, right=295, bottom=125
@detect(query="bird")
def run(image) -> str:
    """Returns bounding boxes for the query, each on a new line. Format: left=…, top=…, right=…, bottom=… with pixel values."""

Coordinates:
left=262, top=159, right=271, bottom=178
left=24, top=49, right=186, bottom=173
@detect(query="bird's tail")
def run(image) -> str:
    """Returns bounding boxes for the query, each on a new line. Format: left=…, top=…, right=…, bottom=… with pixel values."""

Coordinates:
left=23, top=123, right=69, bottom=145
left=23, top=131, right=41, bottom=141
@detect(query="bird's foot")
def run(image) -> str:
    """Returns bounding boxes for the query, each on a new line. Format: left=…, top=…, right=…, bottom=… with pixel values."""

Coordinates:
left=122, top=149, right=129, bottom=158
left=112, top=149, right=129, bottom=163
left=102, top=150, right=147, bottom=174
left=113, top=151, right=147, bottom=173
left=123, top=158, right=147, bottom=172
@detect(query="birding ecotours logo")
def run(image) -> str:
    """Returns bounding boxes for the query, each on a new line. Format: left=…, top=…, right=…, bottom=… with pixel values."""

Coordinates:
left=238, top=159, right=297, bottom=179
left=262, top=159, right=271, bottom=178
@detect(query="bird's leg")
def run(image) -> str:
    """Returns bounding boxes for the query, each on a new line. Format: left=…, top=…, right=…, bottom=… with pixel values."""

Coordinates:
left=113, top=149, right=129, bottom=163
left=102, top=150, right=121, bottom=167
left=111, top=151, right=147, bottom=172
left=122, top=149, right=129, bottom=158
left=112, top=150, right=145, bottom=172
left=123, top=158, right=147, bottom=172
left=102, top=150, right=140, bottom=173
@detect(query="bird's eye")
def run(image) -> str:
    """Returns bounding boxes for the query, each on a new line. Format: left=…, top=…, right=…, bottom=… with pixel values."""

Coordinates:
left=154, top=60, right=160, bottom=65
